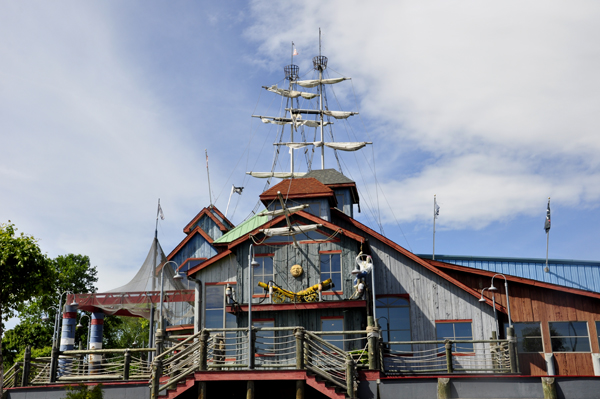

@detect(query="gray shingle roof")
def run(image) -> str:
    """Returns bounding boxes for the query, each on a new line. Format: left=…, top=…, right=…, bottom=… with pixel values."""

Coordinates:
left=302, top=169, right=355, bottom=185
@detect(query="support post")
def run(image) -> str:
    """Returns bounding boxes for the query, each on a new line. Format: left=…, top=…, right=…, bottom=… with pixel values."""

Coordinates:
left=21, top=345, right=31, bottom=387
left=199, top=330, right=209, bottom=371
left=445, top=341, right=453, bottom=374
left=507, top=326, right=518, bottom=373
left=155, top=329, right=164, bottom=357
left=198, top=381, right=207, bottom=399
left=89, top=311, right=105, bottom=374
left=248, top=327, right=255, bottom=370
left=367, top=326, right=379, bottom=370
left=346, top=354, right=355, bottom=399
left=295, top=328, right=305, bottom=370
left=246, top=380, right=254, bottom=399
left=437, top=378, right=451, bottom=399
left=59, top=303, right=78, bottom=376
left=150, top=358, right=162, bottom=399
left=295, top=380, right=305, bottom=399
left=49, top=343, right=59, bottom=383
left=123, top=349, right=131, bottom=381
left=541, top=377, right=557, bottom=399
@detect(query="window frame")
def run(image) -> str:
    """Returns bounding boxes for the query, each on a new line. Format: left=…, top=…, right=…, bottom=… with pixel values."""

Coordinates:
left=549, top=321, right=591, bottom=353
left=319, top=250, right=343, bottom=294
left=203, top=282, right=237, bottom=330
left=376, top=295, right=412, bottom=352
left=321, top=316, right=345, bottom=351
left=252, top=254, right=274, bottom=297
left=435, top=320, right=474, bottom=354
left=510, top=322, right=544, bottom=353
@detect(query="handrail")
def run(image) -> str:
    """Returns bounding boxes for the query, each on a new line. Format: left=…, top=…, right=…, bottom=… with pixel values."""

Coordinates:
left=155, top=329, right=203, bottom=361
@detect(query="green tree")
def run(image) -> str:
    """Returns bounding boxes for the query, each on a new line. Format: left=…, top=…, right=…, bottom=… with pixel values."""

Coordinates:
left=0, top=222, right=55, bottom=395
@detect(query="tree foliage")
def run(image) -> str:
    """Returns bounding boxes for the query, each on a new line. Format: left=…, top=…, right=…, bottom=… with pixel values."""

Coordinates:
left=64, top=383, right=103, bottom=399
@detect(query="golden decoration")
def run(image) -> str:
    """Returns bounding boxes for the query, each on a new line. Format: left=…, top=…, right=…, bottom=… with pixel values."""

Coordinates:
left=291, top=264, right=303, bottom=278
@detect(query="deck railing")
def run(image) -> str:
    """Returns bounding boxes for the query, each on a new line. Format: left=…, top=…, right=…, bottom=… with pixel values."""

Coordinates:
left=5, top=328, right=518, bottom=399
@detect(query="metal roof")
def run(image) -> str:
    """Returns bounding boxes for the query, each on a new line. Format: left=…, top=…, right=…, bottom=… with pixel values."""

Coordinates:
left=212, top=213, right=269, bottom=244
left=419, top=254, right=600, bottom=294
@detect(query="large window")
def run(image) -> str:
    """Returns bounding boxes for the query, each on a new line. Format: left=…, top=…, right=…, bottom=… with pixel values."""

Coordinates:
left=436, top=321, right=473, bottom=353
left=376, top=296, right=411, bottom=351
left=512, top=322, right=543, bottom=353
left=320, top=251, right=342, bottom=291
left=253, top=256, right=274, bottom=295
left=549, top=321, right=590, bottom=352
left=204, top=284, right=236, bottom=329
left=322, top=316, right=344, bottom=350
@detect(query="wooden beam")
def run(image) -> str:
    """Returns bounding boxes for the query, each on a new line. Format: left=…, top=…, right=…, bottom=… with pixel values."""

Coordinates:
left=227, top=300, right=366, bottom=313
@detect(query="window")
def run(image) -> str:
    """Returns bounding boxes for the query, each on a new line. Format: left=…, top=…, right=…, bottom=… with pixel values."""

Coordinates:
left=253, top=256, right=274, bottom=295
left=511, top=322, right=543, bottom=353
left=322, top=317, right=344, bottom=350
left=204, top=284, right=236, bottom=329
left=549, top=321, right=590, bottom=352
left=320, top=252, right=342, bottom=291
left=436, top=321, right=473, bottom=353
left=376, top=296, right=411, bottom=351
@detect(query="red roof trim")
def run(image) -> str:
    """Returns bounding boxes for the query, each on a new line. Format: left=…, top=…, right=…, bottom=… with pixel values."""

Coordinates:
left=167, top=226, right=214, bottom=261
left=183, top=207, right=229, bottom=234
left=210, top=207, right=235, bottom=229
left=187, top=250, right=233, bottom=275
left=427, top=258, right=600, bottom=300
left=331, top=209, right=506, bottom=314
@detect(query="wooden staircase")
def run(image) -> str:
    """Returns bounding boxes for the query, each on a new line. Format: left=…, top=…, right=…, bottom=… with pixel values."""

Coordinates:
left=157, top=374, right=196, bottom=399
left=305, top=371, right=348, bottom=399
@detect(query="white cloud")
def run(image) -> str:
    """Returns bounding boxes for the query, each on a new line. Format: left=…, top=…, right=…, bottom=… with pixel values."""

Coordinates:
left=247, top=0, right=600, bottom=228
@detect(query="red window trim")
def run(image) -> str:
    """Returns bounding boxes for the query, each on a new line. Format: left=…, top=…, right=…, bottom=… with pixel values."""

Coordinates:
left=180, top=257, right=208, bottom=269
left=377, top=294, right=410, bottom=299
left=320, top=250, right=342, bottom=254
left=322, top=291, right=344, bottom=296
left=253, top=318, right=275, bottom=323
left=435, top=319, right=472, bottom=323
left=321, top=316, right=344, bottom=320
left=255, top=253, right=274, bottom=258
left=205, top=282, right=236, bottom=286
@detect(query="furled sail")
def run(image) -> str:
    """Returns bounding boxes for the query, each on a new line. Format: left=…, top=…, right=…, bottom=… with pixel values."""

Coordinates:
left=295, top=119, right=330, bottom=128
left=264, top=85, right=318, bottom=100
left=246, top=172, right=307, bottom=178
left=323, top=110, right=357, bottom=119
left=258, top=204, right=309, bottom=217
left=260, top=224, right=323, bottom=237
left=261, top=117, right=292, bottom=125
left=294, top=77, right=350, bottom=88
left=259, top=116, right=330, bottom=128
left=276, top=142, right=372, bottom=151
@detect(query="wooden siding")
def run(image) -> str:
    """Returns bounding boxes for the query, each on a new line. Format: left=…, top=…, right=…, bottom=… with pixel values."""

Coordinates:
left=444, top=268, right=600, bottom=376
left=170, top=233, right=218, bottom=268
left=192, top=214, right=223, bottom=241
left=333, top=189, right=353, bottom=218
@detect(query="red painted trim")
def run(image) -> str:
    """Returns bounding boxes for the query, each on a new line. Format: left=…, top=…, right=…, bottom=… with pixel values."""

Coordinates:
left=187, top=250, right=233, bottom=275
left=253, top=318, right=274, bottom=322
left=255, top=253, right=274, bottom=257
left=428, top=258, right=600, bottom=300
left=180, top=257, right=207, bottom=270
left=322, top=292, right=344, bottom=296
left=259, top=238, right=341, bottom=245
left=210, top=207, right=235, bottom=230
left=204, top=208, right=229, bottom=232
left=90, top=319, right=104, bottom=325
left=183, top=207, right=230, bottom=234
left=63, top=312, right=76, bottom=319
left=166, top=324, right=193, bottom=332
left=377, top=293, right=410, bottom=299
left=319, top=250, right=342, bottom=254
left=193, top=370, right=306, bottom=381
left=331, top=208, right=506, bottom=314
left=227, top=300, right=366, bottom=313
left=167, top=226, right=214, bottom=262
left=435, top=319, right=473, bottom=323
left=205, top=282, right=232, bottom=286
left=321, top=316, right=344, bottom=320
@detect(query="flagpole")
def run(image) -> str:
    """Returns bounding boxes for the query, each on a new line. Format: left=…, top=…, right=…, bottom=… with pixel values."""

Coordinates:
left=205, top=149, right=213, bottom=207
left=433, top=195, right=436, bottom=261
left=149, top=198, right=161, bottom=360
left=545, top=197, right=551, bottom=273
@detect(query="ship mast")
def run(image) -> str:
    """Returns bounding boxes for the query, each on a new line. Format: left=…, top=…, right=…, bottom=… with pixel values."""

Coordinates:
left=284, top=42, right=299, bottom=175
left=314, top=28, right=327, bottom=169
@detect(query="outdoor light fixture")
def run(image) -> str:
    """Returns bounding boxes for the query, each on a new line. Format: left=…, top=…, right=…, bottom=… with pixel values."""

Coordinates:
left=76, top=313, right=91, bottom=351
left=480, top=287, right=499, bottom=337
left=490, top=274, right=512, bottom=328
left=159, top=260, right=180, bottom=331
left=248, top=244, right=260, bottom=370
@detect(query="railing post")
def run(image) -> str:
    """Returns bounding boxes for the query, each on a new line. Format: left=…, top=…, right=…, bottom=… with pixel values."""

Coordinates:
left=21, top=345, right=31, bottom=387
left=378, top=335, right=385, bottom=372
left=295, top=328, right=305, bottom=370
left=346, top=354, right=356, bottom=399
left=49, top=344, right=59, bottom=383
left=214, top=333, right=224, bottom=370
left=445, top=340, right=453, bottom=374
left=14, top=363, right=22, bottom=388
left=199, top=330, right=209, bottom=371
left=249, top=327, right=255, bottom=370
left=507, top=326, right=518, bottom=373
left=367, top=326, right=379, bottom=370
left=155, top=329, right=164, bottom=357
left=123, top=349, right=131, bottom=381
left=150, top=358, right=162, bottom=399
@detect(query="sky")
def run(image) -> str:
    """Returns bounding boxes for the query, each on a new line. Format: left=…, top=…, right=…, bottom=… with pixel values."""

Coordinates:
left=2, top=0, right=600, bottom=325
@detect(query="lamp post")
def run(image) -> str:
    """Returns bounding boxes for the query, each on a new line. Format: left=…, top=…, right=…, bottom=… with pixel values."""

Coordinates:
left=158, top=261, right=185, bottom=332
left=248, top=243, right=260, bottom=369
left=489, top=274, right=512, bottom=328
left=479, top=287, right=499, bottom=338
left=377, top=316, right=390, bottom=342
left=53, top=291, right=78, bottom=346
left=76, top=314, right=92, bottom=350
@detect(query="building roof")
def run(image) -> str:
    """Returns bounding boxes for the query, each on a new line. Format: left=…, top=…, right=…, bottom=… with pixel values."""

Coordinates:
left=259, top=178, right=336, bottom=205
left=303, top=169, right=355, bottom=185
left=212, top=213, right=269, bottom=245
left=420, top=254, right=600, bottom=294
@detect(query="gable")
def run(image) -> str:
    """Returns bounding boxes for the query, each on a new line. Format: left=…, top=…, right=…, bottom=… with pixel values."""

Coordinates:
left=167, top=228, right=218, bottom=269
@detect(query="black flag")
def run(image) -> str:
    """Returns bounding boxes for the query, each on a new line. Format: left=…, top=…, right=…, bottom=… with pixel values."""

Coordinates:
left=544, top=199, right=551, bottom=233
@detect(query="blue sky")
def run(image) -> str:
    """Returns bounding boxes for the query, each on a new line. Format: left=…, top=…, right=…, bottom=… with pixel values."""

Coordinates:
left=2, top=0, right=600, bottom=313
